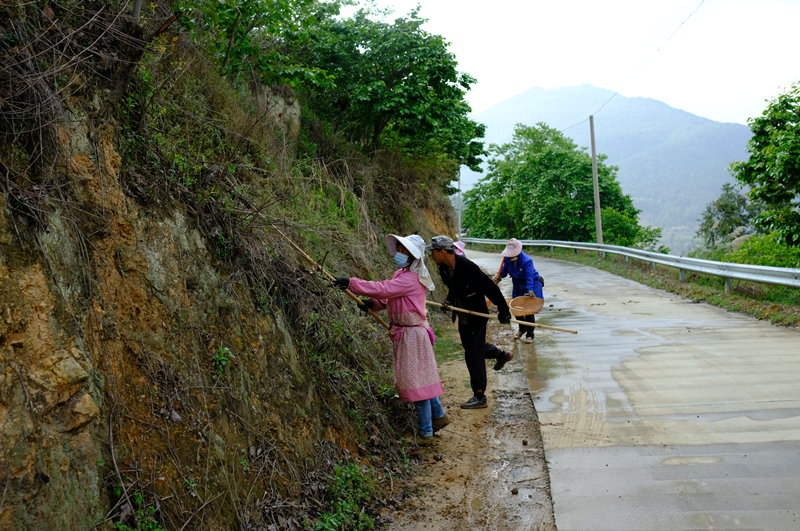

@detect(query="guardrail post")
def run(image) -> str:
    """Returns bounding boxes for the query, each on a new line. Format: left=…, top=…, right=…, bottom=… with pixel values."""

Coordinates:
left=679, top=269, right=686, bottom=281
left=549, top=246, right=554, bottom=252
left=650, top=262, right=656, bottom=272
left=574, top=248, right=577, bottom=254
left=600, top=251, right=605, bottom=258
left=725, top=278, right=732, bottom=294
left=624, top=255, right=628, bottom=263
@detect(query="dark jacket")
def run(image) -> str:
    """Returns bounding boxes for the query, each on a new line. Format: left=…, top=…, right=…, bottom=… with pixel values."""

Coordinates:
left=438, top=254, right=510, bottom=325
left=500, top=252, right=543, bottom=298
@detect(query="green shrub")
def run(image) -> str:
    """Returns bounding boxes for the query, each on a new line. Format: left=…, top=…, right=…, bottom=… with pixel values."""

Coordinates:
left=600, top=207, right=668, bottom=253
left=314, top=462, right=377, bottom=531
left=723, top=233, right=800, bottom=268
left=212, top=344, right=235, bottom=375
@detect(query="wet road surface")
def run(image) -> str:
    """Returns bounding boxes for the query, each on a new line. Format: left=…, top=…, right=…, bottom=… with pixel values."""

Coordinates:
left=465, top=249, right=800, bottom=531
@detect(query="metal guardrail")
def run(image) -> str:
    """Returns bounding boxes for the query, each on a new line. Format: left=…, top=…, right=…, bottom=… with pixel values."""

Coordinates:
left=461, top=238, right=800, bottom=290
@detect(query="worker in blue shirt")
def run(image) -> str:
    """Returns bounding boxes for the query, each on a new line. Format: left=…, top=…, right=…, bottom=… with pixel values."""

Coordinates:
left=498, top=238, right=544, bottom=343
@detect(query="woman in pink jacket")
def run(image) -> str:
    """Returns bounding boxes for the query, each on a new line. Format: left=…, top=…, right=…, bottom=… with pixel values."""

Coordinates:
left=333, top=234, right=448, bottom=443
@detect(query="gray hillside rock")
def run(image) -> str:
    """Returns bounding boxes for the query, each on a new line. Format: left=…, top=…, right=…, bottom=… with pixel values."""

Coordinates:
left=729, top=234, right=752, bottom=251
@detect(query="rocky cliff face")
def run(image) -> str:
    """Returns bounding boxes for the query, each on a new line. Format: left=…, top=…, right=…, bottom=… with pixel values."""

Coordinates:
left=0, top=5, right=460, bottom=527
left=0, top=87, right=442, bottom=529
left=0, top=93, right=322, bottom=529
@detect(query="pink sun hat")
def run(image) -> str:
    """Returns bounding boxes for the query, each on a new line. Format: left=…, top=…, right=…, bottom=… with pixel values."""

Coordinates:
left=501, top=238, right=523, bottom=257
left=453, top=240, right=466, bottom=256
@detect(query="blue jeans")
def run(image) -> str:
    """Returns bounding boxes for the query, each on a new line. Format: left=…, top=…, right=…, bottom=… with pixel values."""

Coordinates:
left=414, top=397, right=446, bottom=437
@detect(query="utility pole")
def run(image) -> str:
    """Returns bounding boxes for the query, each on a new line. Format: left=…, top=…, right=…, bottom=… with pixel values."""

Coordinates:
left=590, top=116, right=603, bottom=246
left=457, top=169, right=462, bottom=238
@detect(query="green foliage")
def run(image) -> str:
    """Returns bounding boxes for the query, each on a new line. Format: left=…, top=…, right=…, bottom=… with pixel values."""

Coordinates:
left=723, top=232, right=800, bottom=268
left=596, top=207, right=668, bottom=252
left=212, top=344, right=235, bottom=375
left=463, top=123, right=642, bottom=243
left=177, top=0, right=335, bottom=87
left=314, top=462, right=377, bottom=531
left=182, top=477, right=199, bottom=492
left=300, top=8, right=485, bottom=169
left=598, top=208, right=639, bottom=247
left=731, top=81, right=800, bottom=246
left=432, top=330, right=462, bottom=364
left=114, top=505, right=165, bottom=531
left=696, top=183, right=765, bottom=249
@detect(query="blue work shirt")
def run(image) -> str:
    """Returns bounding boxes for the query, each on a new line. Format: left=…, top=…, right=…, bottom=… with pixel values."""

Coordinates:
left=500, top=252, right=543, bottom=298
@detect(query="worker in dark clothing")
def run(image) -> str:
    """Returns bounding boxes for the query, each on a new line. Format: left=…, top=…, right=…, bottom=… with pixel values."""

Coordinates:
left=426, top=235, right=513, bottom=409
left=498, top=238, right=544, bottom=343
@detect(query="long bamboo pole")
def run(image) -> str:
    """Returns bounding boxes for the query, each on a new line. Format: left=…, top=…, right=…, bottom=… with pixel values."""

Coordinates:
left=272, top=226, right=391, bottom=331
left=425, top=300, right=577, bottom=334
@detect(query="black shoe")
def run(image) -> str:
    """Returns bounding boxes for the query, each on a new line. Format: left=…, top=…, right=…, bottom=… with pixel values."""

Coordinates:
left=493, top=351, right=514, bottom=371
left=460, top=396, right=488, bottom=409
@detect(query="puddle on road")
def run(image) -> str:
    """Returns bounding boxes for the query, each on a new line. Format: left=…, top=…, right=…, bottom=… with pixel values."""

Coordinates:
left=519, top=343, right=568, bottom=396
left=517, top=310, right=579, bottom=396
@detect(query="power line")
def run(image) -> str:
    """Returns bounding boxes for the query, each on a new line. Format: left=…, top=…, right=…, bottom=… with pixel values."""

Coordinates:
left=559, top=0, right=706, bottom=133
left=560, top=117, right=589, bottom=133
left=657, top=0, right=706, bottom=52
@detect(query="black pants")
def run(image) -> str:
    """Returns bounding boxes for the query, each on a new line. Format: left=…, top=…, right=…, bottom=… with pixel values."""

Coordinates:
left=458, top=322, right=506, bottom=397
left=518, top=313, right=536, bottom=338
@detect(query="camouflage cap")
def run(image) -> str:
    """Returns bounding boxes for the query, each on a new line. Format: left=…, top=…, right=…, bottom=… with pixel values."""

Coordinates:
left=425, top=235, right=456, bottom=251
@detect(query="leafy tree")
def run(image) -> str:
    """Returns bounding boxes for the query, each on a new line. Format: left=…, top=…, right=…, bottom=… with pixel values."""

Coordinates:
left=731, top=81, right=800, bottom=246
left=597, top=207, right=666, bottom=252
left=463, top=123, right=642, bottom=243
left=300, top=8, right=485, bottom=169
left=597, top=208, right=639, bottom=247
left=178, top=0, right=336, bottom=87
left=695, top=183, right=765, bottom=249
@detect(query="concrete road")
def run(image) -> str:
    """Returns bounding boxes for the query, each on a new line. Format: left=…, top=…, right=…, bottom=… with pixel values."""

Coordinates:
left=465, top=249, right=800, bottom=531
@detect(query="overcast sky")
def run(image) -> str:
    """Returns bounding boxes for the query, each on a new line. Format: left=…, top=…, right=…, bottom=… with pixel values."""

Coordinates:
left=347, top=0, right=799, bottom=124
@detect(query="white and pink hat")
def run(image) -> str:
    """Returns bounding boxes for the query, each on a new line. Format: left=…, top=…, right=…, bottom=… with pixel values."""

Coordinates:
left=501, top=238, right=523, bottom=257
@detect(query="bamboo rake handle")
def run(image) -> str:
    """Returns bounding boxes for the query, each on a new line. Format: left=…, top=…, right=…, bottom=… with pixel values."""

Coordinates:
left=271, top=227, right=391, bottom=331
left=425, top=300, right=578, bottom=334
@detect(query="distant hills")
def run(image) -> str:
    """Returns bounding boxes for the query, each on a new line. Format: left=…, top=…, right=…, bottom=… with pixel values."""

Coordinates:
left=461, top=85, right=753, bottom=250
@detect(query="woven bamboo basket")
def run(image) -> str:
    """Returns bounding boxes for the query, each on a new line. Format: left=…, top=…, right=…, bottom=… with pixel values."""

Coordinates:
left=505, top=296, right=544, bottom=316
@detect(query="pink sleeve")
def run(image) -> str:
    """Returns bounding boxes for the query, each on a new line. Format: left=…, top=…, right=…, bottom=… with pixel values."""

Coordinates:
left=348, top=274, right=419, bottom=300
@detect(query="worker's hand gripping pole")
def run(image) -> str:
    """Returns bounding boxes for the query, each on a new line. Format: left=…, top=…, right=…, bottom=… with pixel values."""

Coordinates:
left=272, top=226, right=391, bottom=331
left=426, top=300, right=577, bottom=334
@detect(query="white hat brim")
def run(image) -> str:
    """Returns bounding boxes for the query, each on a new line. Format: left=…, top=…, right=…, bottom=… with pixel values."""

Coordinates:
left=386, top=234, right=422, bottom=259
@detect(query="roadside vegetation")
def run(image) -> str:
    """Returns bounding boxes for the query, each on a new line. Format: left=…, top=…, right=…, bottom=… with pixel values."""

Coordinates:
left=689, top=80, right=800, bottom=269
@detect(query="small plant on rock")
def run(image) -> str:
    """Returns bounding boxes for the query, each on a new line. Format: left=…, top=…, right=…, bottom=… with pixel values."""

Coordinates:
left=313, top=462, right=377, bottom=531
left=212, top=344, right=235, bottom=375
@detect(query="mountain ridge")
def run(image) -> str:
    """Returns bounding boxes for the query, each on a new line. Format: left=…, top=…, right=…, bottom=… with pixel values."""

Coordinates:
left=461, top=84, right=752, bottom=249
